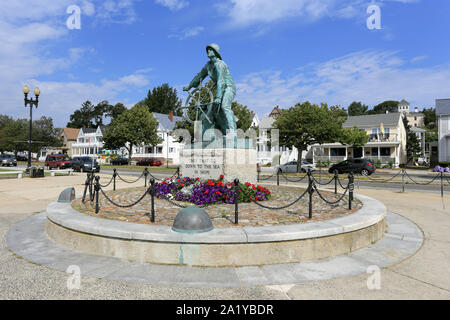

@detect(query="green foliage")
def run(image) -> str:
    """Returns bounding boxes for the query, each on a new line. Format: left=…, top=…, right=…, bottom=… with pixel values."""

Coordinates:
left=403, top=117, right=422, bottom=161
left=425, top=130, right=438, bottom=143
left=67, top=100, right=126, bottom=129
left=368, top=101, right=399, bottom=115
left=138, top=83, right=182, bottom=115
left=423, top=107, right=436, bottom=130
left=375, top=159, right=382, bottom=169
left=339, top=126, right=369, bottom=148
left=232, top=102, right=253, bottom=132
left=439, top=161, right=450, bottom=167
left=103, top=105, right=163, bottom=159
left=273, top=101, right=346, bottom=167
left=0, top=115, right=60, bottom=154
left=347, top=102, right=369, bottom=116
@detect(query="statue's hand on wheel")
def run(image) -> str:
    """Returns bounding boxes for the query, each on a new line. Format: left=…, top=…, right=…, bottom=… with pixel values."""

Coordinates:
left=214, top=98, right=221, bottom=105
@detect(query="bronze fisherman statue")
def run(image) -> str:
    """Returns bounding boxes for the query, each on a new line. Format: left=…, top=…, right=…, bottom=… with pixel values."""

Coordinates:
left=183, top=44, right=237, bottom=137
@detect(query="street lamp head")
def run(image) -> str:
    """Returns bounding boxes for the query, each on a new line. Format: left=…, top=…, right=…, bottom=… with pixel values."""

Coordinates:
left=22, top=85, right=30, bottom=95
left=34, top=87, right=40, bottom=96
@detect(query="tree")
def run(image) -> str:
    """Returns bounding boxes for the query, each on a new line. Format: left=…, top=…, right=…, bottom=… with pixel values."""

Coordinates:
left=67, top=101, right=96, bottom=128
left=403, top=116, right=422, bottom=162
left=32, top=116, right=62, bottom=151
left=369, top=101, right=399, bottom=115
left=348, top=102, right=369, bottom=116
left=138, top=83, right=182, bottom=115
left=339, top=126, right=369, bottom=148
left=232, top=102, right=253, bottom=132
left=423, top=107, right=436, bottom=130
left=103, top=105, right=163, bottom=159
left=105, top=103, right=127, bottom=122
left=273, top=101, right=345, bottom=171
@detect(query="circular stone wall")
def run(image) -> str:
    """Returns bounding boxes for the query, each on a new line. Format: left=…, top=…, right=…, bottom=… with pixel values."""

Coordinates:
left=45, top=193, right=386, bottom=267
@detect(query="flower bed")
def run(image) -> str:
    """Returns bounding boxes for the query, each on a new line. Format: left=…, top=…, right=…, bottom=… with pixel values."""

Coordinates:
left=154, top=175, right=271, bottom=206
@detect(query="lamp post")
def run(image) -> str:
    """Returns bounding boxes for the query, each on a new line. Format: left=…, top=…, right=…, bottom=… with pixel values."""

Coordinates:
left=22, top=85, right=40, bottom=169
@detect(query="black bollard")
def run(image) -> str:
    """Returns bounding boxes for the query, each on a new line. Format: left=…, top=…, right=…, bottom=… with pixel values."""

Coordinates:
left=234, top=178, right=239, bottom=224
left=308, top=170, right=313, bottom=219
left=334, top=170, right=338, bottom=194
left=113, top=169, right=117, bottom=191
left=277, top=169, right=280, bottom=186
left=441, top=172, right=444, bottom=198
left=348, top=173, right=354, bottom=210
left=95, top=176, right=100, bottom=214
left=150, top=178, right=155, bottom=223
left=144, top=168, right=149, bottom=188
left=402, top=169, right=405, bottom=193
left=82, top=173, right=90, bottom=202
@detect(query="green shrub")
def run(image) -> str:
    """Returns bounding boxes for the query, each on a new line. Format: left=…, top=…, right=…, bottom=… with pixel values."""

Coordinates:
left=375, top=159, right=382, bottom=169
left=438, top=161, right=450, bottom=167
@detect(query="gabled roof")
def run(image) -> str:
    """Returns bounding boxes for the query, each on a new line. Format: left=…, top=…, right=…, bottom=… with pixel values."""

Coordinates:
left=80, top=128, right=97, bottom=134
left=153, top=112, right=183, bottom=131
left=410, top=126, right=426, bottom=133
left=436, top=99, right=450, bottom=115
left=399, top=99, right=409, bottom=106
left=259, top=116, right=275, bottom=130
left=60, top=128, right=80, bottom=140
left=343, top=113, right=402, bottom=128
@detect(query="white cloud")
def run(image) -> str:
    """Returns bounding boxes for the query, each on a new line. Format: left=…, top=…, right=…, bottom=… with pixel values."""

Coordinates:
left=236, top=50, right=450, bottom=115
left=155, top=0, right=189, bottom=11
left=0, top=0, right=146, bottom=126
left=169, top=26, right=204, bottom=39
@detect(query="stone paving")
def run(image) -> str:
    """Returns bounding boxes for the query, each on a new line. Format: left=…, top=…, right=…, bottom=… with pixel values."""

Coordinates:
left=73, top=184, right=362, bottom=228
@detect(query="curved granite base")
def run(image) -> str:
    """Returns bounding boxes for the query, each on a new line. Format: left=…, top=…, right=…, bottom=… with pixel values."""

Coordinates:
left=45, top=193, right=387, bottom=267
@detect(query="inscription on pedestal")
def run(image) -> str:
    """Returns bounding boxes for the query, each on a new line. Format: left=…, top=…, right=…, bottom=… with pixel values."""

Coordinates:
left=181, top=149, right=224, bottom=179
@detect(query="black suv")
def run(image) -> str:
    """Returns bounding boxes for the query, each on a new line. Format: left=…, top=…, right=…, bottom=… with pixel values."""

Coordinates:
left=71, top=157, right=100, bottom=173
left=111, top=157, right=129, bottom=165
left=329, top=158, right=375, bottom=176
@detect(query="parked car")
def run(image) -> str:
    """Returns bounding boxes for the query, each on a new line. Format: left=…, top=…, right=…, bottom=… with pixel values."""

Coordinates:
left=0, top=154, right=17, bottom=167
left=44, top=154, right=71, bottom=170
left=277, top=161, right=316, bottom=173
left=71, top=157, right=100, bottom=173
left=16, top=155, right=28, bottom=161
left=136, top=158, right=163, bottom=166
left=110, top=157, right=130, bottom=166
left=328, top=158, right=375, bottom=176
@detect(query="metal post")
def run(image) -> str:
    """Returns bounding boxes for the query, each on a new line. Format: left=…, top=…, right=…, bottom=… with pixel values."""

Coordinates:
left=441, top=172, right=444, bottom=198
left=334, top=170, right=338, bottom=194
left=82, top=173, right=89, bottom=202
left=113, top=169, right=117, bottom=191
left=150, top=178, right=155, bottom=222
left=348, top=173, right=354, bottom=210
left=234, top=178, right=239, bottom=224
left=144, top=168, right=148, bottom=187
left=95, top=176, right=100, bottom=214
left=277, top=169, right=280, bottom=186
left=402, top=169, right=405, bottom=193
left=308, top=170, right=313, bottom=219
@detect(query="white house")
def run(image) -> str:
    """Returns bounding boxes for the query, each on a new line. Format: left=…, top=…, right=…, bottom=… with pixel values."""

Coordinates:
left=131, top=112, right=184, bottom=165
left=436, top=99, right=450, bottom=162
left=71, top=127, right=106, bottom=157
left=70, top=112, right=185, bottom=164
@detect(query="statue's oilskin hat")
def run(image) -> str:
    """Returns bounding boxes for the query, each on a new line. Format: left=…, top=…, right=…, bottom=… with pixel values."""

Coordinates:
left=206, top=43, right=222, bottom=60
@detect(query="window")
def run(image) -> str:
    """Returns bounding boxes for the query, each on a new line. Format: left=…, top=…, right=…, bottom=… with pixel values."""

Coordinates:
left=330, top=148, right=346, bottom=156
left=157, top=147, right=163, bottom=154
left=371, top=148, right=379, bottom=156
left=169, top=147, right=175, bottom=153
left=380, top=148, right=391, bottom=156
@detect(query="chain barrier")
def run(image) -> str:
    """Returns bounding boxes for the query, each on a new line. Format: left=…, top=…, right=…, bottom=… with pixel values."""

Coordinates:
left=280, top=171, right=308, bottom=183
left=312, top=175, right=335, bottom=186
left=238, top=185, right=309, bottom=210
left=99, top=186, right=150, bottom=208
left=257, top=173, right=277, bottom=181
left=99, top=175, right=114, bottom=188
left=147, top=167, right=180, bottom=182
left=403, top=170, right=441, bottom=185
left=116, top=171, right=145, bottom=184
left=160, top=195, right=188, bottom=209
left=313, top=183, right=349, bottom=205
left=362, top=169, right=404, bottom=183
left=336, top=176, right=348, bottom=189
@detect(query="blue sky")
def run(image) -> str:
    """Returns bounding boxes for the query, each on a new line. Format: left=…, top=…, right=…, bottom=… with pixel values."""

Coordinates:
left=1, top=0, right=450, bottom=127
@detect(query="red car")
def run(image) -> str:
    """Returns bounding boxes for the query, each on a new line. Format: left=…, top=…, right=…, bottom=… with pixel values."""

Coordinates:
left=136, top=158, right=163, bottom=166
left=45, top=154, right=71, bottom=170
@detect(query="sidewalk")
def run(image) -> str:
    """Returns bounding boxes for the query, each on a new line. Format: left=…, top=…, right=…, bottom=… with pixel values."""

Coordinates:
left=0, top=174, right=449, bottom=299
